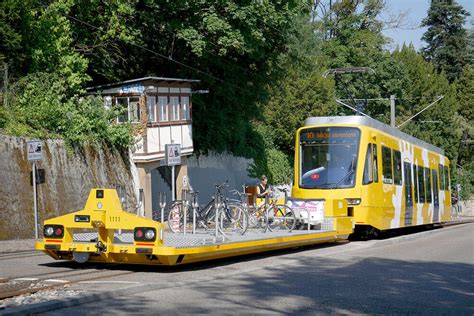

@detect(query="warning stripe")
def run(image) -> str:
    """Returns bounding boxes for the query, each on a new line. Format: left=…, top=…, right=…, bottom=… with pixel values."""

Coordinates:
left=135, top=243, right=154, bottom=246
left=45, top=239, right=63, bottom=243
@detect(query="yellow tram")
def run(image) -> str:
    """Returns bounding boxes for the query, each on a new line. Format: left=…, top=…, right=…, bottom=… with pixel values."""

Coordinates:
left=291, top=116, right=451, bottom=236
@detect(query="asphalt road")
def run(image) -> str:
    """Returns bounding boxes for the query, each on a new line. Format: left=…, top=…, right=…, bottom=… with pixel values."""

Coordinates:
left=6, top=223, right=474, bottom=315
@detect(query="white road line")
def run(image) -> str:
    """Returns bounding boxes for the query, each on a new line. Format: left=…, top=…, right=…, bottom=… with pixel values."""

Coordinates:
left=44, top=279, right=70, bottom=283
left=79, top=281, right=140, bottom=284
left=14, top=278, right=39, bottom=281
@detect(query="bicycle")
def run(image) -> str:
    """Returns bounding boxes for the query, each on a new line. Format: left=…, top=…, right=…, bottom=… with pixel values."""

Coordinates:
left=168, top=182, right=248, bottom=235
left=232, top=187, right=296, bottom=232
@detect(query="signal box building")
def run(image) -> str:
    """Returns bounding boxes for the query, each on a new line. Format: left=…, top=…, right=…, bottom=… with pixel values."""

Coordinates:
left=86, top=77, right=200, bottom=218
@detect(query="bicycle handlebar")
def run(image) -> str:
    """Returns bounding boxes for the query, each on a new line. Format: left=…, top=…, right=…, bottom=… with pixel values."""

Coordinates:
left=214, top=180, right=229, bottom=189
left=230, top=189, right=251, bottom=197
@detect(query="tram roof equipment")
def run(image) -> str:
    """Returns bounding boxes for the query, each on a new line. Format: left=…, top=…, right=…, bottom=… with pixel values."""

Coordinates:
left=304, top=116, right=444, bottom=155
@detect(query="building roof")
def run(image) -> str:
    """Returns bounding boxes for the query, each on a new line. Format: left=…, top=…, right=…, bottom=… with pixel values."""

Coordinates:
left=86, top=76, right=201, bottom=93
left=304, top=115, right=444, bottom=155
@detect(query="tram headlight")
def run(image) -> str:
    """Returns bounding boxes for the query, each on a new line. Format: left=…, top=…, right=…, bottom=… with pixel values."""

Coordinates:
left=145, top=229, right=155, bottom=240
left=346, top=198, right=361, bottom=206
left=43, top=225, right=64, bottom=238
left=44, top=226, right=54, bottom=237
left=135, top=229, right=144, bottom=239
left=134, top=227, right=157, bottom=242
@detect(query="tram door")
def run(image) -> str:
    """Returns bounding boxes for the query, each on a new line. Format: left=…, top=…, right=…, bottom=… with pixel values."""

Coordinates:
left=432, top=170, right=439, bottom=222
left=403, top=162, right=413, bottom=226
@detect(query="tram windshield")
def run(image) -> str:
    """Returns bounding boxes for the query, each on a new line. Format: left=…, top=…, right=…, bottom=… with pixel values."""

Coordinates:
left=300, top=127, right=360, bottom=189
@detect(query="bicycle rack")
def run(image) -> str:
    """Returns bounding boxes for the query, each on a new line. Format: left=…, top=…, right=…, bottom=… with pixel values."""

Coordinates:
left=159, top=192, right=166, bottom=241
left=192, top=193, right=199, bottom=234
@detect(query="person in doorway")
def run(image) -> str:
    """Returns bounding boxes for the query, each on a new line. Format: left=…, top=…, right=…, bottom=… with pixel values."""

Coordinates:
left=256, top=175, right=272, bottom=200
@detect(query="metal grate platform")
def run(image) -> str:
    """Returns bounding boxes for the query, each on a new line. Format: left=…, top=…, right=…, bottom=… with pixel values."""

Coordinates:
left=71, top=216, right=335, bottom=249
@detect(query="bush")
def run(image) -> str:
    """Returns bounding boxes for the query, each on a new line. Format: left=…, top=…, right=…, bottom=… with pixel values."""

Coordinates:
left=6, top=72, right=134, bottom=150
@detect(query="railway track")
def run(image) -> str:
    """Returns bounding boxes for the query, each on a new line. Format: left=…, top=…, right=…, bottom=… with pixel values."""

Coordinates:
left=0, top=250, right=43, bottom=261
left=0, top=268, right=135, bottom=300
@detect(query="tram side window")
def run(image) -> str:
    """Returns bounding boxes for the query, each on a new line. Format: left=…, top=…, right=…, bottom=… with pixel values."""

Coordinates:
left=445, top=166, right=450, bottom=190
left=439, top=164, right=445, bottom=190
left=414, top=165, right=419, bottom=203
left=393, top=150, right=402, bottom=185
left=363, top=144, right=374, bottom=184
left=373, top=144, right=378, bottom=183
left=425, top=167, right=432, bottom=203
left=382, top=146, right=393, bottom=184
left=417, top=166, right=426, bottom=203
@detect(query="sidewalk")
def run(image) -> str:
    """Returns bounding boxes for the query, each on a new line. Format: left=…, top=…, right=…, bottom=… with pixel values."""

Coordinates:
left=0, top=238, right=37, bottom=253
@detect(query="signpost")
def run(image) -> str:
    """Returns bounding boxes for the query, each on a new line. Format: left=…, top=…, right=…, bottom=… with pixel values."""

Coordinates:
left=165, top=144, right=181, bottom=201
left=27, top=140, right=43, bottom=239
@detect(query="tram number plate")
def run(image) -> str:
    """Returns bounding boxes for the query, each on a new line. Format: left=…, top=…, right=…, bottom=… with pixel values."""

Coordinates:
left=109, top=216, right=121, bottom=223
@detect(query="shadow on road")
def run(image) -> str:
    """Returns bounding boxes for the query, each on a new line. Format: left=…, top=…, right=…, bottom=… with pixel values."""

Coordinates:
left=41, top=256, right=474, bottom=315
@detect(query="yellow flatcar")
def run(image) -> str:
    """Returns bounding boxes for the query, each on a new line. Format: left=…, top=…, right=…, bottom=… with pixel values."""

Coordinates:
left=291, top=116, right=451, bottom=237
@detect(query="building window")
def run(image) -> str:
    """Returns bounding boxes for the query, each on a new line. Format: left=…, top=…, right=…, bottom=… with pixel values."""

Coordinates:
left=382, top=146, right=393, bottom=184
left=181, top=96, right=190, bottom=120
left=170, top=96, right=179, bottom=121
left=128, top=97, right=140, bottom=122
left=147, top=96, right=156, bottom=122
left=104, top=96, right=112, bottom=110
left=116, top=97, right=128, bottom=123
left=158, top=96, right=168, bottom=122
left=393, top=150, right=402, bottom=185
left=116, top=97, right=140, bottom=123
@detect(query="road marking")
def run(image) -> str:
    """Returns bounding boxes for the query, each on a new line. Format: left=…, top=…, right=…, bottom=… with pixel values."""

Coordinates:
left=44, top=279, right=69, bottom=283
left=79, top=281, right=140, bottom=284
left=14, top=278, right=39, bottom=281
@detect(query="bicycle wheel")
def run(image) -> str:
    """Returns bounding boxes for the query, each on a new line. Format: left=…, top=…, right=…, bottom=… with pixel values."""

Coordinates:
left=167, top=201, right=193, bottom=233
left=167, top=201, right=184, bottom=233
left=267, top=204, right=296, bottom=232
left=247, top=205, right=266, bottom=229
left=218, top=204, right=248, bottom=235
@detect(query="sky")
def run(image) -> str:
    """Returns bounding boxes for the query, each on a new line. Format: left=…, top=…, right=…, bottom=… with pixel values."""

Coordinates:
left=382, top=0, right=474, bottom=51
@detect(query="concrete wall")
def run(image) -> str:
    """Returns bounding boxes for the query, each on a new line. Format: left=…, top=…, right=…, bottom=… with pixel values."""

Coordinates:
left=459, top=199, right=474, bottom=217
left=150, top=152, right=256, bottom=212
left=187, top=152, right=256, bottom=204
left=0, top=135, right=139, bottom=240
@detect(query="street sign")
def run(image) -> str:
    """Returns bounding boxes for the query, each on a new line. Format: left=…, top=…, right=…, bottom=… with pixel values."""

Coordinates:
left=27, top=140, right=43, bottom=161
left=165, top=144, right=181, bottom=166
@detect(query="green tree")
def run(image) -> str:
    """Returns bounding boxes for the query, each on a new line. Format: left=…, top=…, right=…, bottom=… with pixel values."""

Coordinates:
left=421, top=0, right=471, bottom=82
left=313, top=0, right=410, bottom=122
left=393, top=44, right=463, bottom=166
left=125, top=1, right=310, bottom=158
left=453, top=65, right=474, bottom=198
